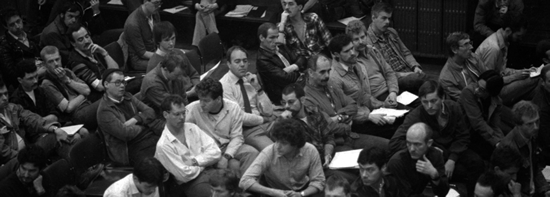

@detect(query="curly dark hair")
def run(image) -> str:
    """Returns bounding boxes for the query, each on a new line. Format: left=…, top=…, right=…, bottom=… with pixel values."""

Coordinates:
left=195, top=77, right=223, bottom=100
left=271, top=118, right=306, bottom=148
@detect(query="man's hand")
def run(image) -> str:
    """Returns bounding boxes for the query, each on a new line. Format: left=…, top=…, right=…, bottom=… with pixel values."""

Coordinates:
left=323, top=154, right=332, bottom=168
left=416, top=155, right=438, bottom=179
left=38, top=0, right=47, bottom=6
left=280, top=11, right=289, bottom=27
left=368, top=114, right=387, bottom=126
left=54, top=128, right=69, bottom=142
left=90, top=0, right=100, bottom=14
left=217, top=157, right=229, bottom=169
left=444, top=160, right=455, bottom=179
left=91, top=44, right=108, bottom=57
left=354, top=109, right=370, bottom=123
left=384, top=92, right=398, bottom=108
left=283, top=64, right=299, bottom=73
left=286, top=191, right=301, bottom=197
left=280, top=110, right=292, bottom=119
left=270, top=189, right=288, bottom=197
left=53, top=67, right=68, bottom=82
left=246, top=73, right=262, bottom=91
left=414, top=66, right=423, bottom=73
left=33, top=174, right=45, bottom=195
left=509, top=180, right=522, bottom=197
left=124, top=118, right=138, bottom=126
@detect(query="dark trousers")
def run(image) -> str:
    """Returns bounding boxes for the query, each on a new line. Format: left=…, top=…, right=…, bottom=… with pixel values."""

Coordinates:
left=165, top=169, right=216, bottom=197
left=449, top=149, right=485, bottom=197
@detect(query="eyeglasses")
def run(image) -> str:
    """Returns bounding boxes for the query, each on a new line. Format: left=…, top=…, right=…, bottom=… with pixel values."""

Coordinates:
left=109, top=80, right=127, bottom=87
left=151, top=0, right=163, bottom=6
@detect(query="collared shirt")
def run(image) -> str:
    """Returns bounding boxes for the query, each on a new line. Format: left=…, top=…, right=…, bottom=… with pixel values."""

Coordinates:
left=104, top=173, right=160, bottom=197
left=304, top=83, right=358, bottom=118
left=439, top=55, right=486, bottom=101
left=282, top=13, right=332, bottom=58
left=8, top=31, right=29, bottom=47
left=366, top=25, right=419, bottom=73
left=219, top=71, right=272, bottom=126
left=155, top=123, right=221, bottom=184
left=295, top=105, right=339, bottom=160
left=185, top=98, right=244, bottom=157
left=329, top=59, right=374, bottom=108
left=357, top=50, right=399, bottom=98
left=141, top=66, right=189, bottom=116
left=239, top=143, right=325, bottom=192
left=475, top=28, right=518, bottom=77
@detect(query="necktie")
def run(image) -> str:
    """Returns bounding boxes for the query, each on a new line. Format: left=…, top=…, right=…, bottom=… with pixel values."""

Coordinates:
left=237, top=79, right=252, bottom=113
left=275, top=47, right=291, bottom=68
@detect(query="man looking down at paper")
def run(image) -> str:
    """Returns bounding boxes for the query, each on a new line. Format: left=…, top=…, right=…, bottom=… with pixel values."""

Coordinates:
left=388, top=80, right=484, bottom=196
left=387, top=123, right=450, bottom=197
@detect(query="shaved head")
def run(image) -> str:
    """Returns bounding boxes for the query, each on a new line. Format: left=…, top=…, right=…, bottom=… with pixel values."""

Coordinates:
left=406, top=123, right=433, bottom=159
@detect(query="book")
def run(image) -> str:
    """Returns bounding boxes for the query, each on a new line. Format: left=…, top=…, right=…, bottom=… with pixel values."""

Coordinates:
left=397, top=91, right=418, bottom=106
left=61, top=124, right=84, bottom=136
left=328, top=149, right=362, bottom=169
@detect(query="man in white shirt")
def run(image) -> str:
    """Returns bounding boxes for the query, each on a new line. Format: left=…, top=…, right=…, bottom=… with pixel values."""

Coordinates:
left=155, top=94, right=221, bottom=197
left=104, top=157, right=166, bottom=197
left=219, top=46, right=275, bottom=151
left=186, top=78, right=260, bottom=177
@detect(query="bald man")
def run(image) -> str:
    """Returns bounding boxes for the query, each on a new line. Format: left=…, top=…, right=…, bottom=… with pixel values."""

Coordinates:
left=386, top=123, right=450, bottom=197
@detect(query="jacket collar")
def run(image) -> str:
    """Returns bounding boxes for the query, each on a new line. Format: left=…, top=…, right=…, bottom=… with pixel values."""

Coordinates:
left=332, top=58, right=353, bottom=77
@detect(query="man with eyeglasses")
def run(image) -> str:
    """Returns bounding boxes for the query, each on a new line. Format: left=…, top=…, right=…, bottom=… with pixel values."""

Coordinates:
left=458, top=70, right=505, bottom=159
left=123, top=0, right=162, bottom=71
left=439, top=32, right=486, bottom=101
left=97, top=69, right=164, bottom=166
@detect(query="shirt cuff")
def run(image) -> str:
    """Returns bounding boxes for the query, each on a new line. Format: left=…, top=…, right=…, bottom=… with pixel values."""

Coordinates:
left=92, top=79, right=101, bottom=88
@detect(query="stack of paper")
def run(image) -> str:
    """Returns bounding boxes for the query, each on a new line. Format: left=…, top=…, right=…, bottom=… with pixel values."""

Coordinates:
left=164, top=5, right=188, bottom=14
left=328, top=149, right=362, bottom=169
left=225, top=5, right=253, bottom=17
left=397, top=91, right=418, bottom=105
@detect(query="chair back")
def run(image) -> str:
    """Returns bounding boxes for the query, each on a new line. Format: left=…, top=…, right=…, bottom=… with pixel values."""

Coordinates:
left=198, top=33, right=224, bottom=68
left=104, top=41, right=125, bottom=70
left=44, top=159, right=74, bottom=193
left=184, top=49, right=203, bottom=73
left=68, top=132, right=106, bottom=174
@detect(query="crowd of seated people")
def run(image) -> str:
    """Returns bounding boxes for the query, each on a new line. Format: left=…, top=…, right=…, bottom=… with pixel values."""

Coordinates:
left=3, top=0, right=550, bottom=197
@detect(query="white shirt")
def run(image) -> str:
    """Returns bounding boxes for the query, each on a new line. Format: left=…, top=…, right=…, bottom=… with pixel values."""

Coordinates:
left=154, top=123, right=221, bottom=184
left=103, top=174, right=159, bottom=197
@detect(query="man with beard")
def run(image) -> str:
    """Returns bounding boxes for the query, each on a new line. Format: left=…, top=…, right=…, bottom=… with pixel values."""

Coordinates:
left=365, top=3, right=430, bottom=95
left=67, top=25, right=119, bottom=102
left=475, top=18, right=539, bottom=106
left=440, top=32, right=486, bottom=101
left=41, top=3, right=81, bottom=66
left=0, top=145, right=53, bottom=197
left=0, top=8, right=42, bottom=91
left=124, top=0, right=162, bottom=71
left=458, top=70, right=505, bottom=159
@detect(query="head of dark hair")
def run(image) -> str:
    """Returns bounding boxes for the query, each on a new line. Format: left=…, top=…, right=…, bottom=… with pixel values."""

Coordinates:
left=325, top=175, right=351, bottom=195
left=133, top=157, right=166, bottom=185
left=536, top=39, right=550, bottom=62
left=446, top=32, right=470, bottom=57
left=59, top=2, right=81, bottom=17
left=161, top=50, right=189, bottom=72
left=55, top=185, right=85, bottom=197
left=67, top=25, right=88, bottom=43
left=345, top=20, right=367, bottom=37
left=307, top=53, right=328, bottom=71
left=153, top=21, right=176, bottom=45
left=479, top=70, right=504, bottom=96
left=357, top=146, right=388, bottom=168
left=160, top=94, right=186, bottom=113
left=512, top=100, right=539, bottom=125
left=196, top=77, right=223, bottom=100
left=282, top=83, right=305, bottom=99
left=328, top=34, right=353, bottom=55
left=418, top=80, right=444, bottom=99
left=257, top=22, right=277, bottom=39
left=541, top=65, right=550, bottom=81
left=290, top=0, right=307, bottom=7
left=0, top=7, right=19, bottom=27
left=226, top=46, right=248, bottom=63
left=477, top=170, right=511, bottom=197
left=271, top=118, right=306, bottom=148
left=16, top=59, right=38, bottom=79
left=371, top=2, right=393, bottom=17
left=491, top=145, right=522, bottom=171
left=17, top=145, right=47, bottom=169
left=209, top=169, right=241, bottom=193
left=501, top=14, right=526, bottom=33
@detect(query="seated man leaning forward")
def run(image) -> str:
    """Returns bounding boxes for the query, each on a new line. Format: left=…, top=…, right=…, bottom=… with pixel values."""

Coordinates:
left=186, top=78, right=260, bottom=176
left=239, top=118, right=325, bottom=197
left=97, top=69, right=164, bottom=166
left=155, top=95, right=222, bottom=197
left=386, top=122, right=450, bottom=197
left=104, top=157, right=167, bottom=197
left=0, top=145, right=53, bottom=197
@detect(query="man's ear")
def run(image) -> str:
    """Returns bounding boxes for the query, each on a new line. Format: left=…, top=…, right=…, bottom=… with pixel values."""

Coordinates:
left=17, top=77, right=23, bottom=84
left=381, top=164, right=387, bottom=173
left=299, top=96, right=306, bottom=104
left=163, top=110, right=169, bottom=119
left=427, top=139, right=433, bottom=147
left=451, top=46, right=458, bottom=56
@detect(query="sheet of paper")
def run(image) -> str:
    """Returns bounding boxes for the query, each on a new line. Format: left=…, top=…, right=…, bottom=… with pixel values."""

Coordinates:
left=446, top=188, right=460, bottom=197
left=328, top=149, right=362, bottom=169
left=108, top=0, right=123, bottom=5
left=61, top=124, right=84, bottom=136
left=530, top=64, right=545, bottom=78
left=371, top=108, right=409, bottom=117
left=338, top=16, right=366, bottom=25
left=397, top=91, right=418, bottom=105
left=200, top=60, right=221, bottom=80
left=163, top=5, right=188, bottom=14
left=124, top=76, right=135, bottom=81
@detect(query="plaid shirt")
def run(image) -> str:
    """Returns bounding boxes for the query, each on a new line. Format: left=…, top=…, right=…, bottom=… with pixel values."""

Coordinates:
left=295, top=105, right=339, bottom=161
left=283, top=13, right=332, bottom=58
left=366, top=25, right=420, bottom=73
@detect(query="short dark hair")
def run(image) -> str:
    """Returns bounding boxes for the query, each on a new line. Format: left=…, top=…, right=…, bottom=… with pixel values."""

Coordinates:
left=477, top=170, right=510, bottom=197
left=101, top=69, right=124, bottom=87
left=512, top=100, right=539, bottom=125
left=479, top=70, right=504, bottom=96
left=325, top=175, right=351, bottom=195
left=446, top=32, right=470, bottom=57
left=287, top=0, right=307, bottom=7
left=501, top=14, right=526, bottom=33
left=196, top=77, right=223, bottom=100
left=161, top=50, right=188, bottom=72
left=17, top=145, right=48, bottom=169
left=55, top=185, right=85, bottom=197
left=16, top=59, right=38, bottom=79
left=226, top=46, right=248, bottom=63
left=257, top=22, right=277, bottom=39
left=418, top=80, right=444, bottom=99
left=541, top=65, right=550, bottom=81
left=209, top=169, right=241, bottom=193
left=345, top=20, right=367, bottom=37
left=328, top=34, right=353, bottom=55
left=0, top=7, right=19, bottom=27
left=536, top=39, right=550, bottom=61
left=40, top=45, right=60, bottom=60
left=59, top=2, right=81, bottom=16
left=160, top=94, right=186, bottom=112
left=307, top=53, right=329, bottom=71
left=133, top=157, right=166, bottom=185
left=67, top=25, right=89, bottom=43
left=357, top=146, right=388, bottom=168
left=154, top=21, right=176, bottom=45
left=491, top=145, right=522, bottom=171
left=282, top=83, right=305, bottom=99
left=271, top=118, right=306, bottom=148
left=371, top=2, right=393, bottom=17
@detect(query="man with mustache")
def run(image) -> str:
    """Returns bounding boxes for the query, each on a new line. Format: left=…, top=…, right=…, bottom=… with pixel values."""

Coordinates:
left=365, top=2, right=430, bottom=95
left=0, top=145, right=53, bottom=197
left=41, top=3, right=82, bottom=66
left=0, top=8, right=42, bottom=91
left=67, top=25, right=119, bottom=102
